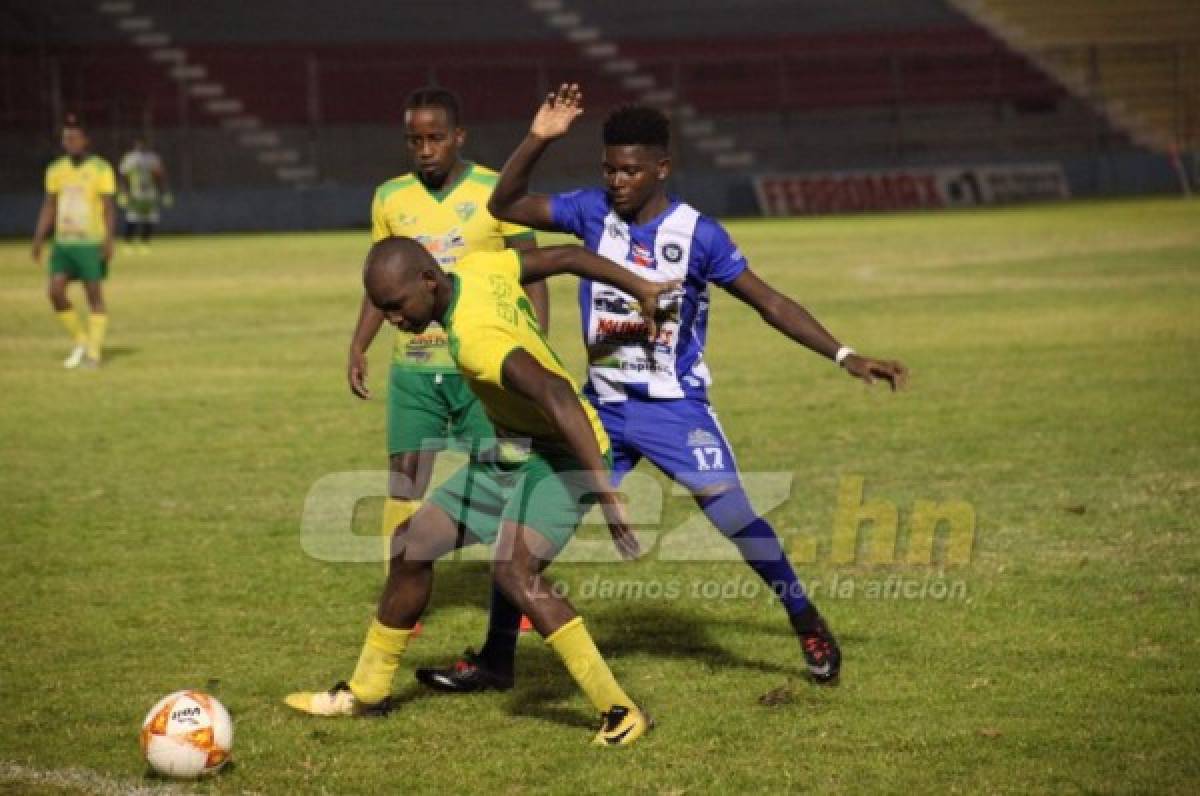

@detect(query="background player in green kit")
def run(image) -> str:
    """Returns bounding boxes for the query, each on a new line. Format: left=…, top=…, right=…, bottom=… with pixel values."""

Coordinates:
left=31, top=114, right=116, bottom=369
left=117, top=139, right=172, bottom=253
left=346, top=88, right=548, bottom=610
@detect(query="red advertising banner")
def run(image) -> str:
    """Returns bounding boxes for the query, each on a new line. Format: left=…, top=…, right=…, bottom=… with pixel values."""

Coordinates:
left=755, top=163, right=1070, bottom=216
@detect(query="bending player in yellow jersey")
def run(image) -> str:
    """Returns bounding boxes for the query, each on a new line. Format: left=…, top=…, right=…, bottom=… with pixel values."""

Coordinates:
left=31, top=115, right=117, bottom=369
left=288, top=238, right=677, bottom=746
left=348, top=88, right=545, bottom=642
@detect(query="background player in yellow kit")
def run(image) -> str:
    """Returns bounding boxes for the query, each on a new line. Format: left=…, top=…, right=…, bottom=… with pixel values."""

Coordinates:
left=31, top=114, right=116, bottom=369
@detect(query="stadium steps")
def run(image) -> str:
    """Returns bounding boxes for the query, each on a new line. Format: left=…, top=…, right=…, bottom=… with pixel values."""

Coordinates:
left=948, top=0, right=1200, bottom=153
left=93, top=0, right=319, bottom=187
left=521, top=0, right=758, bottom=170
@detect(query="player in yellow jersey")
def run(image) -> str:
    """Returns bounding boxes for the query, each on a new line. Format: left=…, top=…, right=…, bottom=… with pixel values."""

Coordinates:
left=31, top=115, right=117, bottom=369
left=348, top=89, right=546, bottom=642
left=288, top=237, right=677, bottom=746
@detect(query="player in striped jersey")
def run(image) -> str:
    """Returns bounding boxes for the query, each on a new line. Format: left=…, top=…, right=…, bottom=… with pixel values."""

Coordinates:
left=417, top=84, right=908, bottom=690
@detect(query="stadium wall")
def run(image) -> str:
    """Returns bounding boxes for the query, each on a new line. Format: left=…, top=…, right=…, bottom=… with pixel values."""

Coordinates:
left=0, top=150, right=1190, bottom=237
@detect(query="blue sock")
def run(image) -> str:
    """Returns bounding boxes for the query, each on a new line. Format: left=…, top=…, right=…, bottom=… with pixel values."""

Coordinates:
left=479, top=581, right=522, bottom=675
left=699, top=488, right=810, bottom=616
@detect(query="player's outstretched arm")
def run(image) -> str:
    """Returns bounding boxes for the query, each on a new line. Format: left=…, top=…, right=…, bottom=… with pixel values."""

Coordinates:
left=724, top=268, right=909, bottom=390
left=500, top=348, right=640, bottom=560
left=488, top=83, right=584, bottom=232
left=518, top=245, right=677, bottom=338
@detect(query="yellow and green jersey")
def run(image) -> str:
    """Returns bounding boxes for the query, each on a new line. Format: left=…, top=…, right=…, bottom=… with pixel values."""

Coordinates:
left=371, top=162, right=535, bottom=371
left=444, top=250, right=609, bottom=451
left=45, top=155, right=116, bottom=245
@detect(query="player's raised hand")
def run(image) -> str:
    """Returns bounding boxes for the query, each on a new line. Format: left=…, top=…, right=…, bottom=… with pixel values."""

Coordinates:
left=347, top=349, right=371, bottom=399
left=633, top=278, right=682, bottom=341
left=530, top=83, right=583, bottom=141
left=598, top=492, right=641, bottom=560
left=843, top=354, right=909, bottom=392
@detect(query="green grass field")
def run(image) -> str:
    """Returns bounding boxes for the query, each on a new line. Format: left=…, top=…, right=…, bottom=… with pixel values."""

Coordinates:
left=1, top=198, right=1198, bottom=794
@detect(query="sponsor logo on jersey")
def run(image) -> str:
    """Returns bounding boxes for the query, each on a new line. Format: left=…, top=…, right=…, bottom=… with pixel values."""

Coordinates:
left=415, top=229, right=465, bottom=264
left=629, top=242, right=655, bottom=268
left=605, top=220, right=629, bottom=241
left=687, top=428, right=721, bottom=447
left=593, top=292, right=635, bottom=316
left=596, top=317, right=651, bottom=340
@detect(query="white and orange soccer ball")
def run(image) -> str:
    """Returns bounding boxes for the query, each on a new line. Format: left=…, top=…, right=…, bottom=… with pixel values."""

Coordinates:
left=139, top=690, right=233, bottom=779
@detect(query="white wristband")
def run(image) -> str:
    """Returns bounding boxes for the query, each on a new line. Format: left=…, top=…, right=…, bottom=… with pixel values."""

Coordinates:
left=835, top=346, right=855, bottom=366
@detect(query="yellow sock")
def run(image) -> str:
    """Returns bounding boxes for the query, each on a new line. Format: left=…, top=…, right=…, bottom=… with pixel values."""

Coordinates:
left=381, top=498, right=420, bottom=536
left=546, top=616, right=633, bottom=713
left=86, top=313, right=108, bottom=360
left=347, top=619, right=412, bottom=704
left=382, top=498, right=420, bottom=572
left=56, top=309, right=87, bottom=345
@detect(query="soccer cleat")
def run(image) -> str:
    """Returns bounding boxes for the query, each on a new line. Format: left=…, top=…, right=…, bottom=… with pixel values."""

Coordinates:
left=592, top=705, right=652, bottom=747
left=81, top=356, right=102, bottom=370
left=519, top=615, right=534, bottom=634
left=791, top=611, right=842, bottom=685
left=414, top=648, right=514, bottom=693
left=284, top=681, right=393, bottom=717
left=63, top=345, right=87, bottom=369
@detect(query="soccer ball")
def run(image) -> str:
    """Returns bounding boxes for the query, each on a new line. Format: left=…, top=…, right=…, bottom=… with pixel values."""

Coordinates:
left=139, top=690, right=233, bottom=778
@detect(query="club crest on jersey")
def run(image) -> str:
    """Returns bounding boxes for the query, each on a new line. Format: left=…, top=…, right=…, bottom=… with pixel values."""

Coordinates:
left=661, top=242, right=684, bottom=263
left=454, top=201, right=477, bottom=222
left=629, top=242, right=655, bottom=268
left=391, top=212, right=415, bottom=226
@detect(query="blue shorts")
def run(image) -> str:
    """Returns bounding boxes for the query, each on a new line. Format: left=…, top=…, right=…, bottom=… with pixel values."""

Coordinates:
left=596, top=397, right=740, bottom=493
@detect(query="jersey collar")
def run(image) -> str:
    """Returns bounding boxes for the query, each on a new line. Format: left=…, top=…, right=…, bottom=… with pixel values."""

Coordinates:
left=611, top=194, right=679, bottom=229
left=421, top=160, right=474, bottom=203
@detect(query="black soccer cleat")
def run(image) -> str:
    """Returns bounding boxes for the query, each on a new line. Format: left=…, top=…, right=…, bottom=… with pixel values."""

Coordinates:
left=414, top=649, right=515, bottom=693
left=790, top=607, right=842, bottom=684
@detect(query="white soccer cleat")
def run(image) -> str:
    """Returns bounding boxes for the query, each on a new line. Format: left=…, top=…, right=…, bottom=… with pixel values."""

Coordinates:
left=63, top=345, right=87, bottom=369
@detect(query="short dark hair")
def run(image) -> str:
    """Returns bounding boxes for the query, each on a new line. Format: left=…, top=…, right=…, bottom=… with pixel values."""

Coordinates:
left=404, top=87, right=462, bottom=127
left=603, top=105, right=669, bottom=150
left=62, top=112, right=85, bottom=132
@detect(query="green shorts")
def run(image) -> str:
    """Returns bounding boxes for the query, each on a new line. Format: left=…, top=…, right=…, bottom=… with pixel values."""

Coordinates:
left=49, top=244, right=107, bottom=281
left=125, top=198, right=161, bottom=223
left=429, top=445, right=609, bottom=554
left=387, top=366, right=494, bottom=455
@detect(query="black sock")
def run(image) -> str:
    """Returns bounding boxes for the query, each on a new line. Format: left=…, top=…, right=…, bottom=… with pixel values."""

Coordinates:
left=788, top=602, right=822, bottom=636
left=478, top=582, right=522, bottom=676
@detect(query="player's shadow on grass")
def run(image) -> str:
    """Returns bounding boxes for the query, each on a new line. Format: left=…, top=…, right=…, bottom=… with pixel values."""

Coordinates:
left=505, top=601, right=808, bottom=730
left=85, top=345, right=139, bottom=364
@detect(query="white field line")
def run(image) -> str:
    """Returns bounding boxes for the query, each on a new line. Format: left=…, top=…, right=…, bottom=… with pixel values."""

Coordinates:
left=1, top=760, right=186, bottom=796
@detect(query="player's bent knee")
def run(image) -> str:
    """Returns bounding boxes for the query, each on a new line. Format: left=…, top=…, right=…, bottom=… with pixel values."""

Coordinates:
left=490, top=559, right=533, bottom=605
